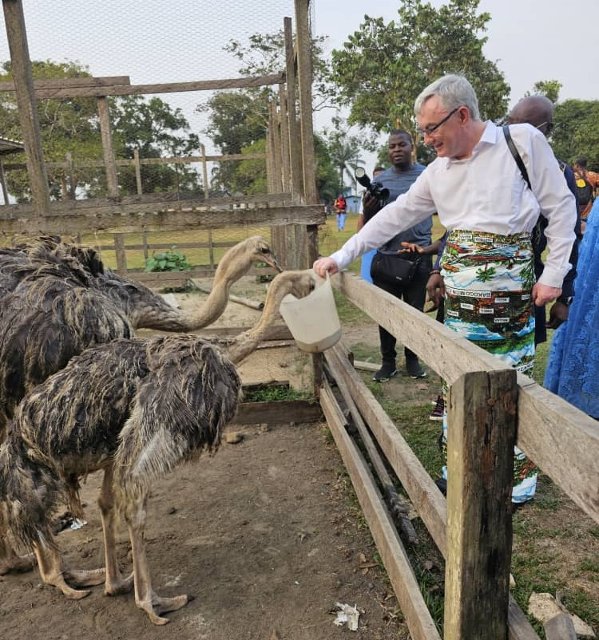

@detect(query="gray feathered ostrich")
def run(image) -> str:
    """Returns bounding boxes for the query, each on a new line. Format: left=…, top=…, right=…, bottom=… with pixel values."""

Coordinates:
left=0, top=235, right=279, bottom=574
left=0, top=235, right=281, bottom=331
left=0, top=270, right=314, bottom=625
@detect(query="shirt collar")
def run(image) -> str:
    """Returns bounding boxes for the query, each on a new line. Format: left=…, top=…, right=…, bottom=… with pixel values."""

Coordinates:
left=446, top=120, right=498, bottom=166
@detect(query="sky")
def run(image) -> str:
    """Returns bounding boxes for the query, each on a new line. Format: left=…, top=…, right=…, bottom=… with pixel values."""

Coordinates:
left=1, top=1, right=598, bottom=180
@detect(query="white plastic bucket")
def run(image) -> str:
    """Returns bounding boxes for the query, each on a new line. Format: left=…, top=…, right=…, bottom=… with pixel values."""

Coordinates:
left=279, top=271, right=342, bottom=353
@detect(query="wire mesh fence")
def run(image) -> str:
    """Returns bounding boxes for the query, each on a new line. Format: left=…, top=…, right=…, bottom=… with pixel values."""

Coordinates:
left=0, top=0, right=308, bottom=271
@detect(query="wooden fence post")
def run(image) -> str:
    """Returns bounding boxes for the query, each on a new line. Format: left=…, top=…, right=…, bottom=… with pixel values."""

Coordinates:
left=97, top=96, right=119, bottom=198
left=2, top=0, right=50, bottom=215
left=444, top=368, right=517, bottom=640
left=113, top=233, right=127, bottom=274
left=133, top=148, right=142, bottom=195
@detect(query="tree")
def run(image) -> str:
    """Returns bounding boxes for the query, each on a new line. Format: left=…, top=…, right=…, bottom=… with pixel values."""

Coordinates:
left=527, top=80, right=562, bottom=104
left=329, top=0, right=509, bottom=143
left=322, top=121, right=369, bottom=193
left=553, top=100, right=599, bottom=170
left=110, top=95, right=200, bottom=196
left=0, top=60, right=201, bottom=201
left=0, top=60, right=104, bottom=202
left=198, top=29, right=335, bottom=195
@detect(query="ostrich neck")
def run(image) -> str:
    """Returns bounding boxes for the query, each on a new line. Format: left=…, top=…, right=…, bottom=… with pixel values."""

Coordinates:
left=182, top=278, right=232, bottom=330
left=226, top=285, right=284, bottom=364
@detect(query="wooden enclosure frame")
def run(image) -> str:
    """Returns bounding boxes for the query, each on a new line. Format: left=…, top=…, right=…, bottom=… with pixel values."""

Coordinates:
left=0, top=0, right=323, bottom=271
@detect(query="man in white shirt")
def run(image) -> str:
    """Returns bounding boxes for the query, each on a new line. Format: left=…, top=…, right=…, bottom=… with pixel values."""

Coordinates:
left=313, top=74, right=577, bottom=503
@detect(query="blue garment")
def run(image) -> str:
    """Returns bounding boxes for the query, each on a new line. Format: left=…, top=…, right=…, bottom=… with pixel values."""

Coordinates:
left=544, top=200, right=599, bottom=418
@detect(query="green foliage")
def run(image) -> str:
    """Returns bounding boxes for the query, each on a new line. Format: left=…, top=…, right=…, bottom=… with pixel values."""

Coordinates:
left=198, top=29, right=335, bottom=196
left=329, top=0, right=509, bottom=139
left=0, top=59, right=201, bottom=202
left=528, top=79, right=562, bottom=103
left=243, top=385, right=314, bottom=402
left=144, top=249, right=191, bottom=272
left=553, top=99, right=599, bottom=170
left=110, top=95, right=201, bottom=196
left=0, top=59, right=105, bottom=202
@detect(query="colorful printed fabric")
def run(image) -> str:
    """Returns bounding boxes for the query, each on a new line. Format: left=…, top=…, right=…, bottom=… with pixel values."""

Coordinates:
left=439, top=229, right=538, bottom=503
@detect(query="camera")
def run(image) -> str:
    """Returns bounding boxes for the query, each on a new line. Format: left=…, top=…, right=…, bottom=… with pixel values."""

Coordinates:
left=355, top=167, right=390, bottom=221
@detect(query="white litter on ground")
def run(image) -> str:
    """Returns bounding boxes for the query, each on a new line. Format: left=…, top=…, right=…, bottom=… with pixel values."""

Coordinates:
left=333, top=602, right=360, bottom=631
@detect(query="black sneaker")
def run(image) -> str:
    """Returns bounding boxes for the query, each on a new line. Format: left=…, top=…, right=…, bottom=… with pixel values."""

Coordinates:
left=406, top=359, right=427, bottom=379
left=372, top=364, right=398, bottom=382
left=429, top=395, right=445, bottom=421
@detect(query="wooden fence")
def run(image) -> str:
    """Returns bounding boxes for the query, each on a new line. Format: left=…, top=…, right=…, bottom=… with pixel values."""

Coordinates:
left=320, top=271, right=599, bottom=640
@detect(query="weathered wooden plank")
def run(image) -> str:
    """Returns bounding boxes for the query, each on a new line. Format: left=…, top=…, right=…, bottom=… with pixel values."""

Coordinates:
left=324, top=343, right=540, bottom=640
left=320, top=383, right=442, bottom=640
left=0, top=203, right=326, bottom=235
left=507, top=601, right=542, bottom=640
left=543, top=614, right=577, bottom=640
left=516, top=375, right=599, bottom=523
left=1, top=191, right=295, bottom=213
left=325, top=349, right=418, bottom=545
left=97, top=96, right=119, bottom=198
left=326, top=343, right=448, bottom=553
left=232, top=399, right=321, bottom=425
left=0, top=75, right=130, bottom=91
left=4, top=153, right=266, bottom=171
left=444, top=370, right=516, bottom=640
left=27, top=73, right=286, bottom=99
left=334, top=272, right=599, bottom=524
left=2, top=0, right=50, bottom=215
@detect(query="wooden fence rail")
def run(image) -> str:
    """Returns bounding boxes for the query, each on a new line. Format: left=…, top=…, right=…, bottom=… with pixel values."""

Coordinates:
left=320, top=271, right=599, bottom=640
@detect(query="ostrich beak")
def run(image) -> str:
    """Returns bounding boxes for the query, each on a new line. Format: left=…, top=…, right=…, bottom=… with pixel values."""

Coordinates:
left=261, top=251, right=283, bottom=273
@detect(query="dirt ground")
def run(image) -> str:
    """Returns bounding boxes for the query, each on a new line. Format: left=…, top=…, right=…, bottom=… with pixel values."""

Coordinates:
left=0, top=277, right=411, bottom=640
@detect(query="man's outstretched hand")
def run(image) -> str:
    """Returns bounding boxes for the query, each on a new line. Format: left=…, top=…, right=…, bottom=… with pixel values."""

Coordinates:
left=313, top=257, right=339, bottom=278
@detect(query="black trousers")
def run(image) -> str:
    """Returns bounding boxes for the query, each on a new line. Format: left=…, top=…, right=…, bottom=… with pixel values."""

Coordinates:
left=371, top=255, right=432, bottom=366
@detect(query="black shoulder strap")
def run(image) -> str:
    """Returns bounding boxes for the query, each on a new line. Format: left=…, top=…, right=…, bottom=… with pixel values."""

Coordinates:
left=502, top=125, right=532, bottom=190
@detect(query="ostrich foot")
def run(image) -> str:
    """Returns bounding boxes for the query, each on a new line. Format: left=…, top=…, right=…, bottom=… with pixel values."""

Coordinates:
left=0, top=552, right=36, bottom=575
left=64, top=567, right=106, bottom=588
left=105, top=571, right=134, bottom=596
left=138, top=593, right=191, bottom=626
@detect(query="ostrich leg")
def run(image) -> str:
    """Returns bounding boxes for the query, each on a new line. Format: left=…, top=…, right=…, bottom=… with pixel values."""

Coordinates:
left=33, top=543, right=94, bottom=599
left=98, top=465, right=133, bottom=596
left=126, top=494, right=189, bottom=625
left=0, top=536, right=35, bottom=575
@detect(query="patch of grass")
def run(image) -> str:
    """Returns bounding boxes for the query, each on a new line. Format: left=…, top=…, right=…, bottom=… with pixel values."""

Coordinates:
left=332, top=289, right=369, bottom=325
left=242, top=386, right=314, bottom=403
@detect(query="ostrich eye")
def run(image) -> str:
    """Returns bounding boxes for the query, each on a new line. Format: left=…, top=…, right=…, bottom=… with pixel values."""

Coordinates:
left=260, top=247, right=270, bottom=254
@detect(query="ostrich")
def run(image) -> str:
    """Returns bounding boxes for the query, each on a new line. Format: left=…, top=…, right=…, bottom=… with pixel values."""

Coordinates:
left=0, top=235, right=281, bottom=331
left=0, top=235, right=279, bottom=573
left=0, top=270, right=315, bottom=625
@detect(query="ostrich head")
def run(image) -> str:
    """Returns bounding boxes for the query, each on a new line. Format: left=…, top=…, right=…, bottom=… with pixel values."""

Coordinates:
left=212, top=235, right=281, bottom=287
left=226, top=269, right=317, bottom=364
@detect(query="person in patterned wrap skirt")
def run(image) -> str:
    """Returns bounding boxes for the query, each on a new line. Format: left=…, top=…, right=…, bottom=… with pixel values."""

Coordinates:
left=313, top=74, right=577, bottom=504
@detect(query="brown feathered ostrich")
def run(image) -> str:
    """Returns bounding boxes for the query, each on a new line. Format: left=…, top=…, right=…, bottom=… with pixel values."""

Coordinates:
left=0, top=235, right=279, bottom=574
left=0, top=270, right=314, bottom=625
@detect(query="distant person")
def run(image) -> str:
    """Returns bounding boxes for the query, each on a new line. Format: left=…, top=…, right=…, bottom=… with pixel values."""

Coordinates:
left=358, top=165, right=385, bottom=283
left=544, top=199, right=599, bottom=418
left=334, top=194, right=347, bottom=231
left=356, top=130, right=432, bottom=382
left=313, top=74, right=576, bottom=504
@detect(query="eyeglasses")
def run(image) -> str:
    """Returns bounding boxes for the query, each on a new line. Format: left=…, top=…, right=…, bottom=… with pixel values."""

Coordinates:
left=416, top=107, right=460, bottom=137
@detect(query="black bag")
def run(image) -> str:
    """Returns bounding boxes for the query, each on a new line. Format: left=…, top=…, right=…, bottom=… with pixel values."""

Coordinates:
left=370, top=252, right=421, bottom=286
